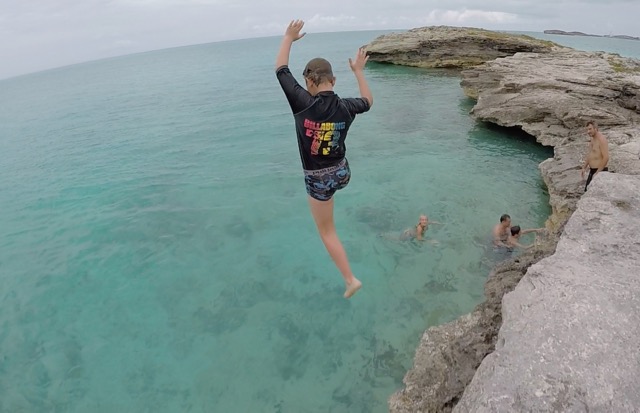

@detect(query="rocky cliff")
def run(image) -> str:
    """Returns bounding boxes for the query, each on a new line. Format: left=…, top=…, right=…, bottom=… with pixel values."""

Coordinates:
left=455, top=173, right=640, bottom=412
left=375, top=27, right=640, bottom=412
left=366, top=26, right=558, bottom=69
left=461, top=49, right=640, bottom=231
left=388, top=242, right=560, bottom=412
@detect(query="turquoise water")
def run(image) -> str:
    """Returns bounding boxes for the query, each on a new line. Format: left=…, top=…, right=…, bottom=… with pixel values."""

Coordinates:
left=4, top=29, right=637, bottom=412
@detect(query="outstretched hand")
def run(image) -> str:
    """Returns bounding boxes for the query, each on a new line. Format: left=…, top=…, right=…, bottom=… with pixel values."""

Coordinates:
left=284, top=20, right=306, bottom=42
left=349, top=47, right=369, bottom=72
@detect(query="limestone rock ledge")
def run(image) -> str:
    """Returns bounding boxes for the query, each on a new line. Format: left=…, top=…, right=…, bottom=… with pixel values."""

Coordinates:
left=454, top=173, right=640, bottom=412
left=460, top=50, right=640, bottom=231
left=388, top=240, right=559, bottom=413
left=387, top=30, right=640, bottom=413
left=366, top=26, right=558, bottom=69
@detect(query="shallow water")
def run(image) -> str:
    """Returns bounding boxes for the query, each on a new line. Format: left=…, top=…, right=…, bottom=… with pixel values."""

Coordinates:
left=0, top=30, right=559, bottom=412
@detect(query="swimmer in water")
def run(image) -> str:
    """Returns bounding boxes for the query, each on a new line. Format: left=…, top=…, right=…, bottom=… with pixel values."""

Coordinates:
left=400, top=214, right=442, bottom=242
left=506, top=225, right=545, bottom=250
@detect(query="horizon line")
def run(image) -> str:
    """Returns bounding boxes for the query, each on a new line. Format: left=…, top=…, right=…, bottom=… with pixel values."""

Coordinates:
left=0, top=26, right=629, bottom=82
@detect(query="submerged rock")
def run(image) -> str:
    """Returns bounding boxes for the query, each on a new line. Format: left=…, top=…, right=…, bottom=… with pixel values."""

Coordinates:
left=366, top=26, right=558, bottom=69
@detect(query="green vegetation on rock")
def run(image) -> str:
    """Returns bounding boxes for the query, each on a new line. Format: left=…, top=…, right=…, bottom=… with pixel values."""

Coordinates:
left=607, top=56, right=640, bottom=73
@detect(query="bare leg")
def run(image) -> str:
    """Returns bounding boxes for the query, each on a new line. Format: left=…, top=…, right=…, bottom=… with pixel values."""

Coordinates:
left=307, top=196, right=362, bottom=298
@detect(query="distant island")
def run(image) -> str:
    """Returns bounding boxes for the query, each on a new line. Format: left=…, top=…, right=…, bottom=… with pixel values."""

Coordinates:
left=544, top=29, right=640, bottom=41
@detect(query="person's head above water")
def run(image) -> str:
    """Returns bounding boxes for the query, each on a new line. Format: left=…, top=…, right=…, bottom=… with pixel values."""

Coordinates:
left=418, top=214, right=428, bottom=226
left=303, top=58, right=336, bottom=95
left=510, top=225, right=521, bottom=237
left=500, top=214, right=511, bottom=227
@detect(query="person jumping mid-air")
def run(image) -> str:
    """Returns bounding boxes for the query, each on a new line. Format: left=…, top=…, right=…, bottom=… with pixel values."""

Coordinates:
left=275, top=20, right=373, bottom=298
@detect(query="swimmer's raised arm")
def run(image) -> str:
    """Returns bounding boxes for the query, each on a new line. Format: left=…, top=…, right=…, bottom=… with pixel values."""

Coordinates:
left=521, top=227, right=544, bottom=236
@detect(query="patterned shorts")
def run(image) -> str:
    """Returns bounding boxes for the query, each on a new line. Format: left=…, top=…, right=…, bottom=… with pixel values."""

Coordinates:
left=303, top=158, right=351, bottom=201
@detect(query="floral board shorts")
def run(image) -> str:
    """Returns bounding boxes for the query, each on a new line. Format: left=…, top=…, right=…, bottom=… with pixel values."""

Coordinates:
left=303, top=158, right=351, bottom=201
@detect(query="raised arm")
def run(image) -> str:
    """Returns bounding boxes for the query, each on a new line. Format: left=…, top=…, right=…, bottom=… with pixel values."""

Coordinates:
left=275, top=20, right=306, bottom=70
left=521, top=228, right=544, bottom=236
left=349, top=48, right=373, bottom=107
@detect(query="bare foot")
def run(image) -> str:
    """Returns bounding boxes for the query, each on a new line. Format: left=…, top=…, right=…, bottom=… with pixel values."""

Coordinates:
left=344, top=278, right=362, bottom=299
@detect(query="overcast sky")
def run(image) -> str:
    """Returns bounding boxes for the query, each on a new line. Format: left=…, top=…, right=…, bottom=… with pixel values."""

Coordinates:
left=2, top=0, right=639, bottom=80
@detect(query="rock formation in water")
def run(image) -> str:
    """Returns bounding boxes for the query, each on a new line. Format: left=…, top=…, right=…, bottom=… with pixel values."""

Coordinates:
left=371, top=27, right=640, bottom=413
left=544, top=29, right=596, bottom=37
left=366, top=26, right=557, bottom=69
left=544, top=29, right=640, bottom=41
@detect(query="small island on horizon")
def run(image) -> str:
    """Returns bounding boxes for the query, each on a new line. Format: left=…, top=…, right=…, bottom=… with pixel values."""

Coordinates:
left=544, top=29, right=640, bottom=41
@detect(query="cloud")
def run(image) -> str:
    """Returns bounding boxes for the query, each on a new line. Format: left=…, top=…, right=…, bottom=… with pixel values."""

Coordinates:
left=247, top=14, right=358, bottom=37
left=1, top=0, right=640, bottom=80
left=307, top=14, right=358, bottom=27
left=425, top=9, right=518, bottom=25
left=111, top=0, right=232, bottom=6
left=249, top=21, right=284, bottom=35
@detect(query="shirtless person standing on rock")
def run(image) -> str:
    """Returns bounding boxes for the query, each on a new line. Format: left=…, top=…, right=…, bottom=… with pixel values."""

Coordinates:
left=581, top=120, right=609, bottom=191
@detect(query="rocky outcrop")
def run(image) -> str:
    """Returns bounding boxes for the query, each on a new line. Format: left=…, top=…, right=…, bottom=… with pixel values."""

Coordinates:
left=366, top=26, right=558, bottom=69
left=455, top=173, right=640, bottom=412
left=544, top=29, right=640, bottom=41
left=389, top=237, right=560, bottom=413
left=461, top=50, right=640, bottom=231
left=386, top=29, right=640, bottom=413
left=544, top=30, right=595, bottom=36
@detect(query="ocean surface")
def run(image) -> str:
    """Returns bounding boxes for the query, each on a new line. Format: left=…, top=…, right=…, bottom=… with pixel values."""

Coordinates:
left=1, top=30, right=638, bottom=413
